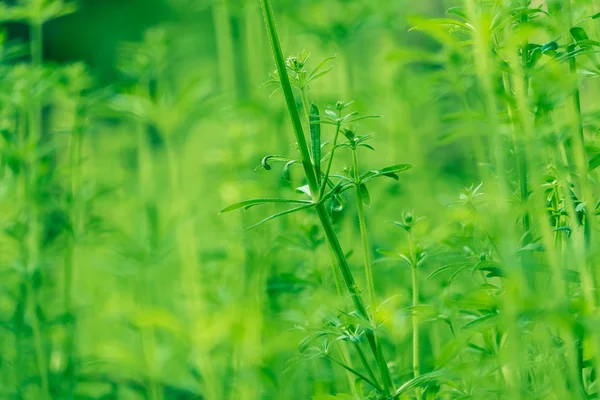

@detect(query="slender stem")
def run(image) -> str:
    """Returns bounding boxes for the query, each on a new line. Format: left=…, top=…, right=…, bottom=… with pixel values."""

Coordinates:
left=319, top=122, right=341, bottom=199
left=300, top=86, right=311, bottom=122
left=325, top=355, right=382, bottom=392
left=408, top=230, right=420, bottom=399
left=352, top=149, right=375, bottom=307
left=411, top=265, right=420, bottom=379
left=316, top=204, right=393, bottom=395
left=213, top=0, right=237, bottom=98
left=350, top=339, right=380, bottom=389
left=260, top=0, right=319, bottom=199
left=27, top=17, right=50, bottom=397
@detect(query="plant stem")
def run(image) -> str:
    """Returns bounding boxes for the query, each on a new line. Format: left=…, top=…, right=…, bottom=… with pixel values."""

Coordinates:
left=408, top=230, right=420, bottom=398
left=213, top=0, right=237, bottom=98
left=351, top=149, right=375, bottom=307
left=259, top=0, right=318, bottom=198
left=27, top=17, right=50, bottom=398
left=319, top=122, right=341, bottom=199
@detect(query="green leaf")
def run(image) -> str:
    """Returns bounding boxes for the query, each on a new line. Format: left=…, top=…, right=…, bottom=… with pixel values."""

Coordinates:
left=448, top=264, right=472, bottom=283
left=310, top=104, right=321, bottom=184
left=589, top=153, right=600, bottom=171
left=380, top=164, right=413, bottom=174
left=220, top=198, right=312, bottom=213
left=308, top=56, right=336, bottom=81
left=359, top=183, right=371, bottom=205
left=593, top=12, right=600, bottom=20
left=283, top=160, right=296, bottom=182
left=462, top=312, right=499, bottom=330
left=571, top=27, right=590, bottom=42
left=258, top=155, right=293, bottom=171
left=518, top=242, right=544, bottom=252
left=541, top=41, right=559, bottom=53
left=427, top=263, right=466, bottom=280
left=245, top=204, right=315, bottom=230
left=395, top=369, right=452, bottom=396
left=361, top=164, right=413, bottom=183
left=296, top=185, right=312, bottom=197
left=446, top=7, right=467, bottom=20
left=376, top=248, right=400, bottom=259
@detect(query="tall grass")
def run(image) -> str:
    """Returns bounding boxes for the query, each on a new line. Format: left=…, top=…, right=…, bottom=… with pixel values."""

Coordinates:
left=1, top=0, right=600, bottom=399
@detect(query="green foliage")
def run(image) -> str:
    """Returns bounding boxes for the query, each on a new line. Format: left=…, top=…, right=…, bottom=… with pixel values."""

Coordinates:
left=3, top=0, right=600, bottom=399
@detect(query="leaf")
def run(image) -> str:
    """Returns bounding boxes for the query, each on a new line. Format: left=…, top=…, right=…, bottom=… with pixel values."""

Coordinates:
left=427, top=263, right=466, bottom=280
left=308, top=56, right=336, bottom=80
left=220, top=198, right=312, bottom=213
left=346, top=115, right=381, bottom=124
left=257, top=155, right=293, bottom=171
left=541, top=41, right=558, bottom=53
left=571, top=27, right=590, bottom=42
left=593, top=12, right=600, bottom=20
left=359, top=143, right=375, bottom=151
left=359, top=183, right=370, bottom=205
left=462, top=312, right=499, bottom=330
left=589, top=153, right=600, bottom=171
left=448, top=264, right=472, bottom=283
left=296, top=185, right=312, bottom=197
left=380, top=164, right=413, bottom=174
left=518, top=242, right=544, bottom=252
left=283, top=160, right=296, bottom=182
left=446, top=7, right=467, bottom=20
left=395, top=369, right=452, bottom=396
left=361, top=164, right=413, bottom=183
left=310, top=104, right=321, bottom=184
left=245, top=204, right=315, bottom=230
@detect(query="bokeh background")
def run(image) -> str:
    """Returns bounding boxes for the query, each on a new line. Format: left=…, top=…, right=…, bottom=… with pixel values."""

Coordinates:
left=4, top=0, right=600, bottom=399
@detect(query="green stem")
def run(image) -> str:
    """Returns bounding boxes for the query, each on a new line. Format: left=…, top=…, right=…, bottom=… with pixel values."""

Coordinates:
left=319, top=122, right=341, bottom=199
left=260, top=0, right=318, bottom=199
left=352, top=149, right=375, bottom=307
left=26, top=18, right=50, bottom=398
left=409, top=230, right=420, bottom=399
left=300, top=86, right=311, bottom=122
left=412, top=265, right=420, bottom=379
left=316, top=204, right=393, bottom=395
left=213, top=0, right=237, bottom=98
left=325, top=355, right=381, bottom=392
left=351, top=339, right=380, bottom=390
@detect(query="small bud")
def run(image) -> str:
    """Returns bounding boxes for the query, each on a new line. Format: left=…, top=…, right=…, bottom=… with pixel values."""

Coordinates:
left=342, top=128, right=355, bottom=140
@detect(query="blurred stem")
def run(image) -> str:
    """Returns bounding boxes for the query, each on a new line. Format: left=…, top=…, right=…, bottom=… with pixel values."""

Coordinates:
left=408, top=231, right=421, bottom=399
left=213, top=0, right=236, bottom=98
left=63, top=99, right=84, bottom=392
left=26, top=17, right=50, bottom=397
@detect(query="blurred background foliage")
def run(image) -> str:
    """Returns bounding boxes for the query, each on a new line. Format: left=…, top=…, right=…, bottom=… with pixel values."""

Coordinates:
left=2, top=0, right=600, bottom=399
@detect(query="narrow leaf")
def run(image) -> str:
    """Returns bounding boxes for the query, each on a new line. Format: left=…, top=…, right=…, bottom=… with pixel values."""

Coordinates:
left=359, top=183, right=371, bottom=205
left=589, top=153, right=600, bottom=171
left=427, top=263, right=465, bottom=280
left=395, top=370, right=452, bottom=396
left=220, top=198, right=312, bottom=213
left=245, top=204, right=315, bottom=230
left=462, top=312, right=499, bottom=330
